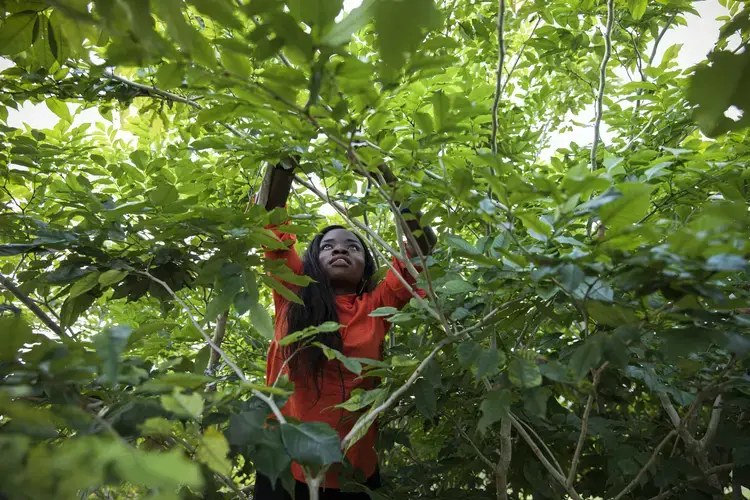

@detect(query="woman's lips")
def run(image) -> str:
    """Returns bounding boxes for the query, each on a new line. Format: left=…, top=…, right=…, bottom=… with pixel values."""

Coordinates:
left=330, top=257, right=350, bottom=267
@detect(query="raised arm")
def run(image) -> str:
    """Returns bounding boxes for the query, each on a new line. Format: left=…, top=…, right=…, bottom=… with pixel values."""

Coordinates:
left=377, top=163, right=437, bottom=257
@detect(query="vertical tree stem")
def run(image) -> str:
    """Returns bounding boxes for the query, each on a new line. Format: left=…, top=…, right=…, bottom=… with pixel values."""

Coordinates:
left=590, top=0, right=615, bottom=171
left=490, top=0, right=506, bottom=157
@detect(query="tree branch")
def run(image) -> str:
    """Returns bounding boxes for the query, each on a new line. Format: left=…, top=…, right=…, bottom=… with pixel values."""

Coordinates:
left=490, top=0, right=507, bottom=157
left=341, top=337, right=454, bottom=449
left=457, top=425, right=495, bottom=470
left=0, top=272, right=71, bottom=339
left=496, top=417, right=512, bottom=500
left=646, top=463, right=734, bottom=500
left=135, top=270, right=286, bottom=424
left=648, top=12, right=677, bottom=65
left=567, top=363, right=608, bottom=486
left=612, top=430, right=677, bottom=500
left=590, top=0, right=615, bottom=171
left=509, top=413, right=582, bottom=500
left=698, top=394, right=723, bottom=449
left=205, top=311, right=229, bottom=378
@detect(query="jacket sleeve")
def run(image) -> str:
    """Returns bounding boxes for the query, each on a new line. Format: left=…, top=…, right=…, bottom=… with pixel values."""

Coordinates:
left=369, top=254, right=426, bottom=311
left=263, top=224, right=304, bottom=315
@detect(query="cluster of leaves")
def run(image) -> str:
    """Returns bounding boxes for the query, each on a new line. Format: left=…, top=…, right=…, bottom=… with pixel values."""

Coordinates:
left=1, top=0, right=749, bottom=499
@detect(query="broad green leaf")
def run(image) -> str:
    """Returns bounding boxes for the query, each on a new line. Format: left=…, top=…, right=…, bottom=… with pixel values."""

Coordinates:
left=523, top=387, right=551, bottom=417
left=221, top=49, right=253, bottom=79
left=508, top=358, right=542, bottom=388
left=250, top=302, right=275, bottom=339
left=114, top=448, right=204, bottom=489
left=413, top=378, right=436, bottom=419
left=627, top=0, right=647, bottom=20
left=155, top=63, right=184, bottom=89
left=187, top=0, right=244, bottom=30
left=281, top=422, right=343, bottom=466
left=322, top=0, right=376, bottom=46
left=688, top=49, right=750, bottom=137
left=148, top=184, right=179, bottom=206
left=196, top=428, right=232, bottom=476
left=45, top=98, right=72, bottom=122
left=94, top=325, right=132, bottom=385
left=476, top=347, right=504, bottom=379
left=0, top=11, right=38, bottom=56
left=287, top=0, right=343, bottom=28
left=440, top=279, right=475, bottom=295
left=69, top=272, right=100, bottom=299
left=478, top=389, right=511, bottom=433
left=261, top=275, right=303, bottom=304
left=457, top=341, right=480, bottom=368
left=599, top=183, right=653, bottom=228
left=98, top=270, right=128, bottom=287
left=369, top=306, right=400, bottom=317
left=160, top=388, right=204, bottom=419
left=569, top=340, right=602, bottom=381
left=318, top=343, right=362, bottom=375
left=139, top=417, right=174, bottom=437
left=373, top=0, right=441, bottom=67
left=243, top=270, right=260, bottom=305
left=227, top=408, right=267, bottom=446
left=336, top=388, right=385, bottom=412
left=0, top=316, right=33, bottom=362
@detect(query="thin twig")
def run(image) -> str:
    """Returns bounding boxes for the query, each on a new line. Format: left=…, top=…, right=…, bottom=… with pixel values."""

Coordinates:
left=612, top=430, right=677, bottom=500
left=341, top=337, right=454, bottom=449
left=501, top=16, right=542, bottom=94
left=135, top=270, right=286, bottom=424
left=205, top=311, right=229, bottom=378
left=457, top=424, right=495, bottom=470
left=490, top=0, right=507, bottom=157
left=567, top=363, right=608, bottom=486
left=0, top=272, right=71, bottom=340
left=509, top=413, right=582, bottom=500
left=590, top=0, right=615, bottom=171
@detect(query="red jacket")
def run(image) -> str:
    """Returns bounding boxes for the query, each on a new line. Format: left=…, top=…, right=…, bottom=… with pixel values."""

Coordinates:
left=265, top=226, right=422, bottom=488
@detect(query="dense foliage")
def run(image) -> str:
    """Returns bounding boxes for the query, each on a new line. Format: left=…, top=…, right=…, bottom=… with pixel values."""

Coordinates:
left=1, top=0, right=749, bottom=499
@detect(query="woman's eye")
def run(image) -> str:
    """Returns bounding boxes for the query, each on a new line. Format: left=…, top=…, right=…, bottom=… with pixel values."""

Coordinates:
left=322, top=244, right=332, bottom=250
left=349, top=245, right=359, bottom=251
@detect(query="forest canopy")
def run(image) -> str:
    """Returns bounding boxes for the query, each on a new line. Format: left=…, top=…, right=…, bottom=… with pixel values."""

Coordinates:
left=1, top=0, right=750, bottom=499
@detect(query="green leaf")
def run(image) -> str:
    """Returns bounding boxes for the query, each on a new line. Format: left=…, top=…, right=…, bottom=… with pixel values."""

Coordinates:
left=322, top=0, right=376, bottom=45
left=160, top=388, right=204, bottom=419
left=69, top=272, right=100, bottom=299
left=45, top=98, right=71, bottom=122
left=569, top=340, right=602, bottom=381
left=627, top=0, right=647, bottom=20
left=508, top=358, right=542, bottom=388
left=227, top=408, right=267, bottom=446
left=156, top=0, right=216, bottom=66
left=476, top=347, right=504, bottom=379
left=369, top=306, right=400, bottom=317
left=523, top=387, right=551, bottom=417
left=281, top=422, right=343, bottom=466
left=413, top=378, right=436, bottom=419
left=441, top=279, right=475, bottom=295
left=688, top=49, right=750, bottom=137
left=187, top=0, right=244, bottom=30
left=139, top=417, right=174, bottom=437
left=457, top=341, right=480, bottom=368
left=155, top=63, right=184, bottom=90
left=114, top=448, right=204, bottom=489
left=336, top=388, right=385, bottom=412
left=478, top=389, right=511, bottom=433
left=0, top=316, right=33, bottom=362
left=221, top=48, right=253, bottom=79
left=373, top=0, right=441, bottom=67
left=261, top=275, right=303, bottom=304
left=98, top=270, right=128, bottom=287
left=599, top=183, right=653, bottom=229
left=196, top=428, right=232, bottom=476
left=317, top=343, right=362, bottom=375
left=243, top=270, right=260, bottom=305
left=431, top=90, right=449, bottom=131
left=250, top=302, right=274, bottom=339
left=251, top=427, right=291, bottom=485
left=94, top=325, right=132, bottom=385
left=287, top=0, right=343, bottom=29
left=0, top=11, right=38, bottom=56
left=148, top=184, right=179, bottom=206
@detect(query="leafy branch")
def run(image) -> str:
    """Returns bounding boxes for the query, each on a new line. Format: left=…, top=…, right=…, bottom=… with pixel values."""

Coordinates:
left=0, top=272, right=72, bottom=340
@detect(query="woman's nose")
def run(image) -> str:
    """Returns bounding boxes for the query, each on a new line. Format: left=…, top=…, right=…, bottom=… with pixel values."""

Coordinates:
left=332, top=245, right=348, bottom=254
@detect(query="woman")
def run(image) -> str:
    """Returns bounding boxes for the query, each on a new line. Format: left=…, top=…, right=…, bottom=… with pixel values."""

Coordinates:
left=254, top=160, right=436, bottom=499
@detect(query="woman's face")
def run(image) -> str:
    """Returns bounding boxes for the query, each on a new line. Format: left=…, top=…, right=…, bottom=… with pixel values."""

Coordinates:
left=318, top=228, right=366, bottom=291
